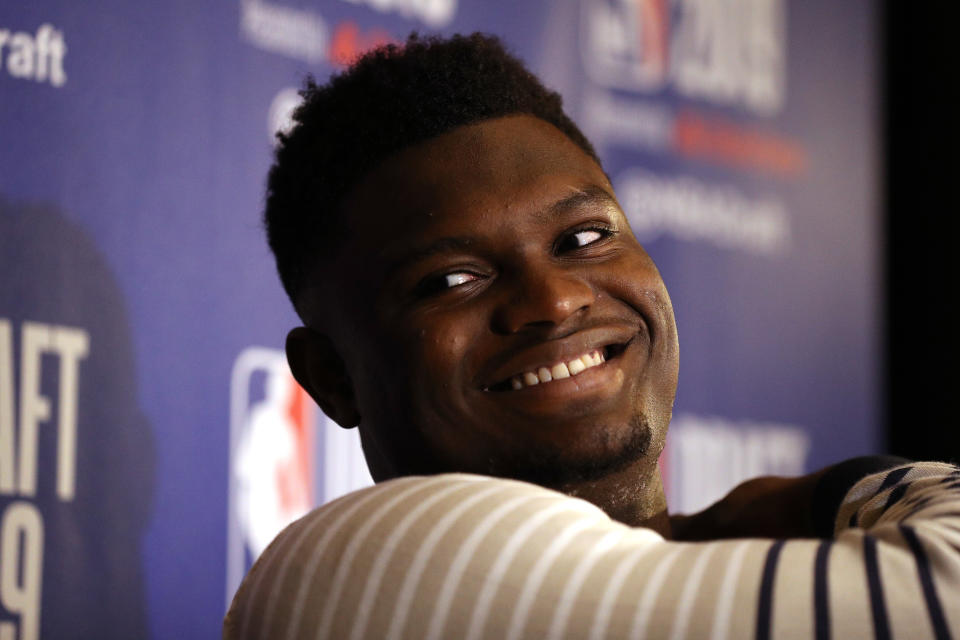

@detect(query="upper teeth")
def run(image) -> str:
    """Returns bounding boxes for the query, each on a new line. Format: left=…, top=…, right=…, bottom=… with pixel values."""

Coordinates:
left=509, top=349, right=606, bottom=390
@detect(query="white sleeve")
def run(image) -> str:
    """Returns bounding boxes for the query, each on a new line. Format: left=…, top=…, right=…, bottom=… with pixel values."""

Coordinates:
left=224, top=462, right=960, bottom=640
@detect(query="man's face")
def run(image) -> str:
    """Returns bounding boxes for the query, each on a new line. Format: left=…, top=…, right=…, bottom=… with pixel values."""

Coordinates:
left=299, top=115, right=679, bottom=487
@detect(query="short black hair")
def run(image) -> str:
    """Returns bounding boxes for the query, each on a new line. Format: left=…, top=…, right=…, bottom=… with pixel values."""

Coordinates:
left=265, top=32, right=600, bottom=309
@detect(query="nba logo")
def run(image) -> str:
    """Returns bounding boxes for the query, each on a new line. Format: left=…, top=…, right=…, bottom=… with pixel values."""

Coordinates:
left=224, top=347, right=372, bottom=607
left=580, top=0, right=669, bottom=91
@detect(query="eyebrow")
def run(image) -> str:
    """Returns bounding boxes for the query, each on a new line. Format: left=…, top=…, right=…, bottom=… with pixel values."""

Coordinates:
left=384, top=235, right=478, bottom=276
left=539, top=185, right=619, bottom=220
left=387, top=185, right=619, bottom=272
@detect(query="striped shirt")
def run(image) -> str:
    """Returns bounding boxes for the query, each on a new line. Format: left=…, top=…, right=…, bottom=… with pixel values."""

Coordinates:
left=224, top=461, right=960, bottom=639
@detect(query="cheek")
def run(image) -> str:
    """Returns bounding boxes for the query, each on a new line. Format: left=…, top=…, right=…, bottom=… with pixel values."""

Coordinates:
left=399, top=313, right=477, bottom=388
left=397, top=315, right=493, bottom=463
left=605, top=252, right=671, bottom=307
left=604, top=253, right=679, bottom=390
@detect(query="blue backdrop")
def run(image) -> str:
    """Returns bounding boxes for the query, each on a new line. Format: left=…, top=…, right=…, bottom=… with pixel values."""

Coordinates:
left=0, top=1, right=879, bottom=638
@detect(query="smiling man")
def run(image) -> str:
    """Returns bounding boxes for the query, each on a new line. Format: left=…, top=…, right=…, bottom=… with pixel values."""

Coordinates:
left=225, top=34, right=960, bottom=639
left=272, top=33, right=679, bottom=532
left=287, top=112, right=679, bottom=530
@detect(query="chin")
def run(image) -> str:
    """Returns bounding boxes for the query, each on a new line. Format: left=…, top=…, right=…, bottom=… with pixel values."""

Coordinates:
left=484, top=414, right=653, bottom=489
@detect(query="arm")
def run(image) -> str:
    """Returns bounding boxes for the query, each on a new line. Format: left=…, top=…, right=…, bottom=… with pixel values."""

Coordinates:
left=226, top=461, right=960, bottom=639
left=670, top=456, right=910, bottom=540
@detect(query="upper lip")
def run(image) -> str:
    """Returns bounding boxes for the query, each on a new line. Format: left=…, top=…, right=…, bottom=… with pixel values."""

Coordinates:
left=478, top=324, right=642, bottom=389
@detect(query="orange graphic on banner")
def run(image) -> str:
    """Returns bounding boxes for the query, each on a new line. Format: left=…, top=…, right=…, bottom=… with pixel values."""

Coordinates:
left=673, top=110, right=807, bottom=177
left=329, top=21, right=394, bottom=67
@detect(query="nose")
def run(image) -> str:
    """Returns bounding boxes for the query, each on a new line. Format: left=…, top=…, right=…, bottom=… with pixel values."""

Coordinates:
left=491, top=266, right=595, bottom=334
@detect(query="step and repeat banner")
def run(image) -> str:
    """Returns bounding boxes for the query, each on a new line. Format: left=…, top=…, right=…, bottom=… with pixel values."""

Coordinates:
left=1, top=1, right=879, bottom=638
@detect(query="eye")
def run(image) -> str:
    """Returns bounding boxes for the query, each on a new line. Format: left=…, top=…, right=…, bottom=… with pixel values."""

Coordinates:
left=415, top=270, right=482, bottom=297
left=556, top=226, right=613, bottom=253
left=442, top=272, right=479, bottom=288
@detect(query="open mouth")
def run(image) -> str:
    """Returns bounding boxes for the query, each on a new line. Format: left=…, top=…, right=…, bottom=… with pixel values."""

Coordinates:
left=485, top=342, right=631, bottom=392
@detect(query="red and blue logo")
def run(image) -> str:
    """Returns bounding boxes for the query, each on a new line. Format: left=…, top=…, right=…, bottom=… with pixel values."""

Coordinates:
left=580, top=0, right=669, bottom=91
left=224, top=347, right=372, bottom=608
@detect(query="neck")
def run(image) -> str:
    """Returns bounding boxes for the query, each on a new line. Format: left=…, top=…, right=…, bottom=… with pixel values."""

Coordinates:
left=556, top=459, right=671, bottom=538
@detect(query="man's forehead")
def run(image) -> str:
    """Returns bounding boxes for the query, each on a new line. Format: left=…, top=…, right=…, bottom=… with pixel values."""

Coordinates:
left=339, top=115, right=610, bottom=237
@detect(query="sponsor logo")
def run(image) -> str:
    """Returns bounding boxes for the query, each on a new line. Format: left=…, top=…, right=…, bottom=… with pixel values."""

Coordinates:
left=225, top=347, right=372, bottom=607
left=671, top=109, right=806, bottom=176
left=239, top=0, right=329, bottom=63
left=240, top=1, right=397, bottom=69
left=665, top=412, right=810, bottom=513
left=340, top=0, right=457, bottom=27
left=0, top=23, right=67, bottom=88
left=582, top=89, right=807, bottom=178
left=615, top=168, right=790, bottom=255
left=580, top=0, right=785, bottom=115
left=0, top=319, right=89, bottom=640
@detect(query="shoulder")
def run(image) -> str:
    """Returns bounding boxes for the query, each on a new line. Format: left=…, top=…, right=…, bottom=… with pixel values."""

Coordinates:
left=224, top=473, right=661, bottom=639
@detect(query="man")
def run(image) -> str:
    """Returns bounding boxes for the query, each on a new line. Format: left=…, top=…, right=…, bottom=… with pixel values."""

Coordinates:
left=225, top=34, right=960, bottom=638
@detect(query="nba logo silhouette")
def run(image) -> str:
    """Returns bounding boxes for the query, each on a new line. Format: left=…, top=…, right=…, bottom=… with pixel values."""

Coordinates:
left=580, top=0, right=669, bottom=91
left=224, top=347, right=372, bottom=607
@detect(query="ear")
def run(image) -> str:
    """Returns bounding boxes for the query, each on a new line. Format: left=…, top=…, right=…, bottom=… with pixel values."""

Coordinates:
left=286, top=326, right=361, bottom=428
